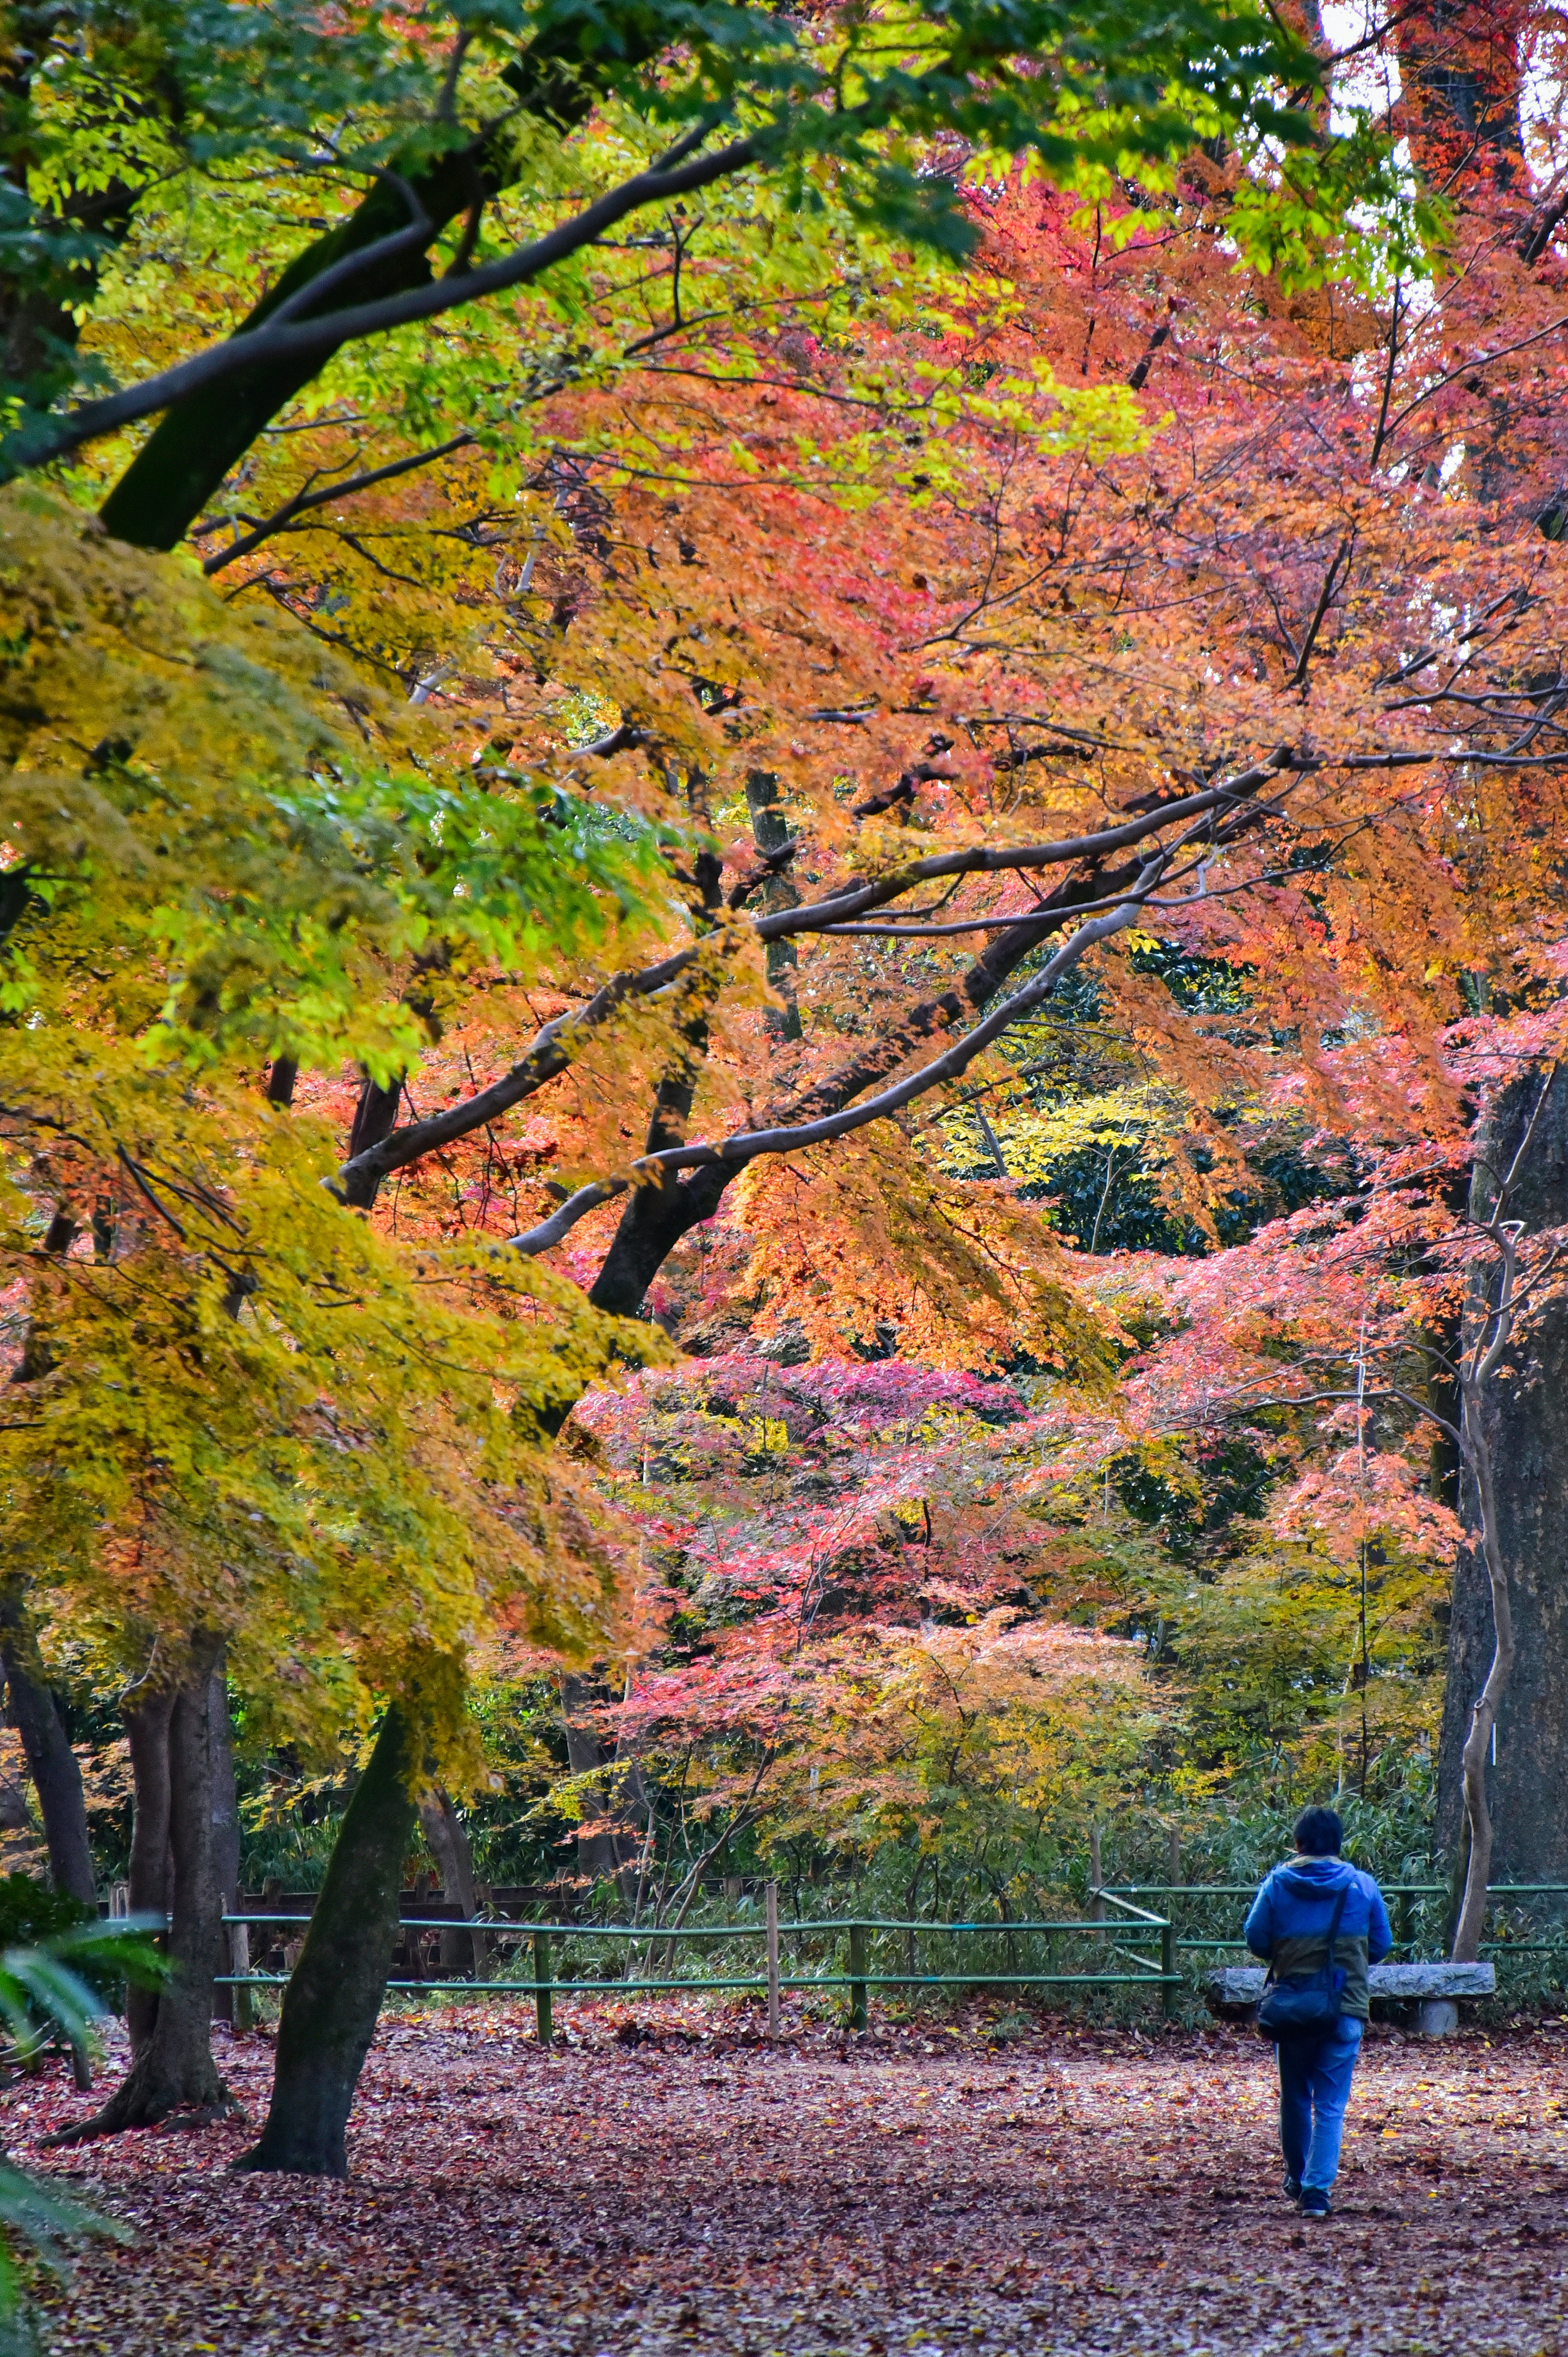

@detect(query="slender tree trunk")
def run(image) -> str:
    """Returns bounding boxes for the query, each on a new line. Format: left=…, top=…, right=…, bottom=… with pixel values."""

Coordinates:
left=0, top=1599, right=95, bottom=1904
left=208, top=1661, right=242, bottom=2022
left=208, top=1664, right=242, bottom=1908
left=744, top=771, right=803, bottom=1044
left=51, top=1638, right=236, bottom=2140
left=122, top=1674, right=176, bottom=2054
left=234, top=1705, right=415, bottom=2177
left=561, top=1673, right=636, bottom=1885
left=1451, top=1414, right=1515, bottom=1960
left=418, top=1790, right=486, bottom=1976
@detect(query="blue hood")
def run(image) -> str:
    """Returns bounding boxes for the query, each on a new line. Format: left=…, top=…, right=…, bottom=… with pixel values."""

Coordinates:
left=1274, top=1857, right=1359, bottom=1899
left=1245, top=1855, right=1393, bottom=1965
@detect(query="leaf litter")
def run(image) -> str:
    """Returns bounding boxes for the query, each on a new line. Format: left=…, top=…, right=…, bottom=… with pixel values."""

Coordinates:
left=4, top=2004, right=1566, bottom=2355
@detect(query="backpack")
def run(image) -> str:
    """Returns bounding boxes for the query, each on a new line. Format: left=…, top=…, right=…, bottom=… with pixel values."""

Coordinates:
left=1256, top=1880, right=1349, bottom=2043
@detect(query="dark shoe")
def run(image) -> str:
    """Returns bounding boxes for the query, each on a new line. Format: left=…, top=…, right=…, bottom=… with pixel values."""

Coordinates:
left=1299, top=2188, right=1331, bottom=2218
left=1283, top=2176, right=1302, bottom=2201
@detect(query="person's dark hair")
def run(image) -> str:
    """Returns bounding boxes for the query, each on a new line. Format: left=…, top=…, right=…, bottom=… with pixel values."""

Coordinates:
left=1293, top=1806, right=1343, bottom=1857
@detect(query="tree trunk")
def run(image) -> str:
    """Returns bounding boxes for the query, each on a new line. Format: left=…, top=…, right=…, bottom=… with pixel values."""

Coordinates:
left=1449, top=1412, right=1514, bottom=1960
left=417, top=1790, right=486, bottom=1977
left=208, top=1662, right=242, bottom=2021
left=51, top=1639, right=236, bottom=2140
left=122, top=1672, right=176, bottom=2054
left=561, top=1673, right=639, bottom=1886
left=234, top=1704, right=415, bottom=2177
left=0, top=1597, right=95, bottom=1905
left=744, top=771, right=804, bottom=1044
left=1437, top=1066, right=1568, bottom=1907
left=1393, top=0, right=1526, bottom=190
left=208, top=1664, right=242, bottom=1909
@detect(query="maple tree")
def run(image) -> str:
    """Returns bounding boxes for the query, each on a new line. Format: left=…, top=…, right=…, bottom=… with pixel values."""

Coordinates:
left=3, top=0, right=1568, bottom=2201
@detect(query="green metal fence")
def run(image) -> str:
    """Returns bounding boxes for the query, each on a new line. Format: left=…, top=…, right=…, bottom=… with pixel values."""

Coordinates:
left=1106, top=1883, right=1568, bottom=1989
left=218, top=1889, right=1180, bottom=2038
left=216, top=1880, right=1568, bottom=2039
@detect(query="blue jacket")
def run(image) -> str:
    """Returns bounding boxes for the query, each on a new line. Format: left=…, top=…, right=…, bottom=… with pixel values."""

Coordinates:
left=1245, top=1853, right=1392, bottom=2020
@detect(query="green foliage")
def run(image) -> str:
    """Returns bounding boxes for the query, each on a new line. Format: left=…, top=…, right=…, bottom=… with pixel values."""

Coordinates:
left=2, top=0, right=1423, bottom=481
left=0, top=1878, right=90, bottom=1954
left=1, top=485, right=670, bottom=1775
left=0, top=485, right=666, bottom=1077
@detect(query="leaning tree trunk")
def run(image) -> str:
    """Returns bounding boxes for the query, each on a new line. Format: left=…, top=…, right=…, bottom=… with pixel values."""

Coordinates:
left=1437, top=1065, right=1568, bottom=1908
left=0, top=1592, right=96, bottom=1905
left=234, top=1704, right=415, bottom=2177
left=53, top=1638, right=236, bottom=2139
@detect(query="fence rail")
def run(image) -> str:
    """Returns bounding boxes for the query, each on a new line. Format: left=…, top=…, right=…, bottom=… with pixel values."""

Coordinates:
left=1106, top=1883, right=1568, bottom=1960
left=209, top=1879, right=1568, bottom=2039
left=215, top=1891, right=1180, bottom=2038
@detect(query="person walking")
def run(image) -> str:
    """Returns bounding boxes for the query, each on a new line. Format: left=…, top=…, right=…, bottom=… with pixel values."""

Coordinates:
left=1245, top=1806, right=1392, bottom=2217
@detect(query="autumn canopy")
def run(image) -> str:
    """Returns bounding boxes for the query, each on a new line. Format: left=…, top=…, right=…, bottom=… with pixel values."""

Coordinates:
left=0, top=0, right=1566, bottom=2198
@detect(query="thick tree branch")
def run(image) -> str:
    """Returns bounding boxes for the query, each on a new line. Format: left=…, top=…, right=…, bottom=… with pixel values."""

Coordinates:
left=507, top=861, right=1166, bottom=1261
left=21, top=140, right=760, bottom=473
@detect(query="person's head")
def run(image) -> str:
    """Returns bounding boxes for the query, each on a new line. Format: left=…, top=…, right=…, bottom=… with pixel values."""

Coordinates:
left=1293, top=1806, right=1343, bottom=1857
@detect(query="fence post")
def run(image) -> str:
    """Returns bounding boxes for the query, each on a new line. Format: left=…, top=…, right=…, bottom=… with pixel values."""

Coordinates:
left=534, top=1928, right=554, bottom=2045
left=1089, top=1825, right=1104, bottom=1920
left=1160, top=1916, right=1176, bottom=2020
left=1396, top=1888, right=1414, bottom=1960
left=847, top=1921, right=867, bottom=2032
left=231, top=1914, right=254, bottom=2036
left=766, top=1880, right=781, bottom=2037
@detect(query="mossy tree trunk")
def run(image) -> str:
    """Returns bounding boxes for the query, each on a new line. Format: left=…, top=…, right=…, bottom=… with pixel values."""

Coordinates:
left=234, top=1705, right=415, bottom=2177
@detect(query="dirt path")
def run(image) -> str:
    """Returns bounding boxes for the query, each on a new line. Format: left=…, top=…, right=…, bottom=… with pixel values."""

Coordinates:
left=9, top=2005, right=1567, bottom=2355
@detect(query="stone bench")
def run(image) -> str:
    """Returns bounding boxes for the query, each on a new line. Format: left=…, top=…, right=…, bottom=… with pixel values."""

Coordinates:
left=1205, top=1961, right=1496, bottom=2038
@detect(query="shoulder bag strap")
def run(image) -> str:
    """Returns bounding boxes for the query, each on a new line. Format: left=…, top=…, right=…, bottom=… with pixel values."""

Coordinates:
left=1324, top=1880, right=1350, bottom=1976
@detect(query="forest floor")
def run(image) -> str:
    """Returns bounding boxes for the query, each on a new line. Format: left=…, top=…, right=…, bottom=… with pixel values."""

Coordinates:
left=5, top=2001, right=1566, bottom=2356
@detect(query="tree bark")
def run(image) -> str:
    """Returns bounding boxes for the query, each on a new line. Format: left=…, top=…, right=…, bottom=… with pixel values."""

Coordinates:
left=561, top=1673, right=641, bottom=1887
left=744, top=771, right=803, bottom=1044
left=51, top=1637, right=236, bottom=2138
left=1449, top=1412, right=1514, bottom=1960
left=234, top=1705, right=416, bottom=2176
left=0, top=1595, right=95, bottom=1905
left=208, top=1662, right=242, bottom=2021
left=417, top=1790, right=486, bottom=1977
left=1393, top=0, right=1526, bottom=190
left=209, top=1664, right=242, bottom=1908
left=122, top=1672, right=176, bottom=2054
left=1437, top=1066, right=1568, bottom=1906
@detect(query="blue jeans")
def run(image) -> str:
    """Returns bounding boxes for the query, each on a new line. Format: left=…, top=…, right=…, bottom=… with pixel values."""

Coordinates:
left=1278, top=2017, right=1363, bottom=2192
